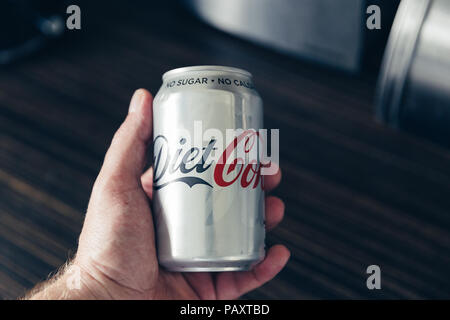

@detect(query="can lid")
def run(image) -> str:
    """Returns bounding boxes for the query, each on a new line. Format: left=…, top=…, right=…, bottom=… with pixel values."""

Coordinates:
left=162, top=65, right=252, bottom=80
left=375, top=0, right=431, bottom=127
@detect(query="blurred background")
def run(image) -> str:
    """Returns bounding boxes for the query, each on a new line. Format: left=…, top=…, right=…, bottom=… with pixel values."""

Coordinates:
left=1, top=0, right=449, bottom=299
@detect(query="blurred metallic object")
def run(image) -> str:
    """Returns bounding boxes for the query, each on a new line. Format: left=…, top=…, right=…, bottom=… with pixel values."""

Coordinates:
left=38, top=15, right=65, bottom=38
left=376, top=0, right=450, bottom=146
left=0, top=0, right=66, bottom=65
left=183, top=0, right=366, bottom=72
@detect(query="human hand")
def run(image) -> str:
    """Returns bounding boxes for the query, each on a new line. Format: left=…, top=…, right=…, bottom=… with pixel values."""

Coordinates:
left=27, top=89, right=290, bottom=300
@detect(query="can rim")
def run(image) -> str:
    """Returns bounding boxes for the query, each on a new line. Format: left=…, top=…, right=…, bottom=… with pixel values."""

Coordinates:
left=162, top=65, right=252, bottom=80
left=375, top=0, right=431, bottom=127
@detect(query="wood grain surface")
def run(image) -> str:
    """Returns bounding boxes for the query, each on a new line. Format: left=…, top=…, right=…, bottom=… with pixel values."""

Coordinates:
left=0, top=1, right=449, bottom=299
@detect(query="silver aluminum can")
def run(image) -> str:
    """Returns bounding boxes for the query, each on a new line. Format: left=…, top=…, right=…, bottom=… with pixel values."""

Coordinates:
left=153, top=65, right=265, bottom=272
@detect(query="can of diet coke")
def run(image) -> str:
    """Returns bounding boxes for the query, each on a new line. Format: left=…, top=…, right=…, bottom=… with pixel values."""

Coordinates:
left=153, top=66, right=265, bottom=271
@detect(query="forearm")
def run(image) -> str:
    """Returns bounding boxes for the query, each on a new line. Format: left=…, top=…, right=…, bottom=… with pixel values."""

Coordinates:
left=23, top=263, right=104, bottom=300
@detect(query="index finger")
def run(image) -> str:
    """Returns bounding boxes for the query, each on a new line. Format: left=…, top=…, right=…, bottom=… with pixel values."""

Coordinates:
left=263, top=165, right=282, bottom=192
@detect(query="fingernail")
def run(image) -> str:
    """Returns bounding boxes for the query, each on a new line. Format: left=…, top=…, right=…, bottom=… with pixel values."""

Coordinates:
left=129, top=89, right=143, bottom=113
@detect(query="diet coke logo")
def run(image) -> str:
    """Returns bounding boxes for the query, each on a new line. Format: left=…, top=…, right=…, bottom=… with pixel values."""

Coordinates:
left=153, top=135, right=215, bottom=190
left=153, top=127, right=277, bottom=190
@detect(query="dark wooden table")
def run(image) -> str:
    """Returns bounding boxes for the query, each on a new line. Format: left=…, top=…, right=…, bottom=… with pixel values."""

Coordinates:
left=1, top=1, right=449, bottom=299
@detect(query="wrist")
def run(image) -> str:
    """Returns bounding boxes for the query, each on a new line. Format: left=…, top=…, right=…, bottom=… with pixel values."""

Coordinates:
left=71, top=260, right=152, bottom=299
left=26, top=263, right=110, bottom=300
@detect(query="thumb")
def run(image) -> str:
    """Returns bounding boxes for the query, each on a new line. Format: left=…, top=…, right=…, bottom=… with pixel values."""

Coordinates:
left=96, top=89, right=153, bottom=191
